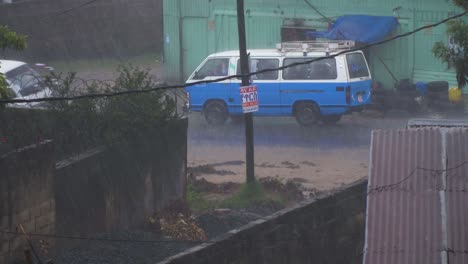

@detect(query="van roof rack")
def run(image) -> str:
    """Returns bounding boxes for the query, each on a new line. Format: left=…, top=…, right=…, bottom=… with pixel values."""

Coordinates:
left=276, top=40, right=356, bottom=53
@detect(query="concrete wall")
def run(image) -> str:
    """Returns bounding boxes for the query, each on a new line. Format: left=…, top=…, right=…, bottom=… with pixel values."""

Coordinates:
left=159, top=179, right=367, bottom=264
left=0, top=0, right=163, bottom=61
left=0, top=141, right=56, bottom=264
left=55, top=119, right=188, bottom=237
left=0, top=118, right=188, bottom=264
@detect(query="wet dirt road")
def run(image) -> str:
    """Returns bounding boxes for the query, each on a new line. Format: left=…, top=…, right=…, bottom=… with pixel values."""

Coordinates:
left=187, top=111, right=444, bottom=192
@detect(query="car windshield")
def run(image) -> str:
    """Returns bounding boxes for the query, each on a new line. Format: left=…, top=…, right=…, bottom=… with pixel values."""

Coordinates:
left=5, top=64, right=45, bottom=97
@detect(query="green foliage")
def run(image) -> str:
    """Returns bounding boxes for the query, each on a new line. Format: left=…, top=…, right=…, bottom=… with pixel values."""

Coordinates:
left=187, top=180, right=286, bottom=213
left=45, top=65, right=177, bottom=154
left=433, top=2, right=468, bottom=88
left=221, top=181, right=270, bottom=208
left=187, top=184, right=216, bottom=212
left=433, top=19, right=468, bottom=88
left=100, top=65, right=177, bottom=145
left=0, top=75, right=13, bottom=100
left=454, top=0, right=468, bottom=10
left=0, top=25, right=26, bottom=51
left=0, top=25, right=27, bottom=103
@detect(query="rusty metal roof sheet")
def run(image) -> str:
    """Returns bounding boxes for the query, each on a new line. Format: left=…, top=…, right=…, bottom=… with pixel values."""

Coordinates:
left=364, top=128, right=468, bottom=264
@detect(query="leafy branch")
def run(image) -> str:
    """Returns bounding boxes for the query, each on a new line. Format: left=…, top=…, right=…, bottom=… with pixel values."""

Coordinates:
left=0, top=25, right=27, bottom=101
left=433, top=2, right=468, bottom=88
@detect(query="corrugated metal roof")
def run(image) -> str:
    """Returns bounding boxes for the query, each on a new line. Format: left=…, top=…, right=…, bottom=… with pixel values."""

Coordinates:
left=446, top=129, right=468, bottom=264
left=364, top=128, right=468, bottom=264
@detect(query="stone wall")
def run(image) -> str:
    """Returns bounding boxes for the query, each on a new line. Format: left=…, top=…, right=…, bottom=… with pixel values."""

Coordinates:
left=0, top=141, right=56, bottom=264
left=159, top=179, right=367, bottom=264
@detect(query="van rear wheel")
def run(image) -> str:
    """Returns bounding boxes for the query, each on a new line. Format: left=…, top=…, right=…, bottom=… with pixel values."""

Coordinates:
left=295, top=102, right=320, bottom=126
left=322, top=115, right=341, bottom=125
left=204, top=101, right=228, bottom=125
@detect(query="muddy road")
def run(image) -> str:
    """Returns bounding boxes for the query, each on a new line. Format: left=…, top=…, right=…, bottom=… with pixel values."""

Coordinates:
left=187, top=111, right=462, bottom=192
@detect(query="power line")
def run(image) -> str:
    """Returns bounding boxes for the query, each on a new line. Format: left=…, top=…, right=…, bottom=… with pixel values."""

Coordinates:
left=54, top=0, right=100, bottom=16
left=369, top=160, right=468, bottom=194
left=1, top=0, right=101, bottom=31
left=303, top=0, right=333, bottom=22
left=1, top=10, right=467, bottom=105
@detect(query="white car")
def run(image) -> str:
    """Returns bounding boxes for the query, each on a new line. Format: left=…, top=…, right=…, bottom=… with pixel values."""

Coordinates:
left=0, top=59, right=51, bottom=108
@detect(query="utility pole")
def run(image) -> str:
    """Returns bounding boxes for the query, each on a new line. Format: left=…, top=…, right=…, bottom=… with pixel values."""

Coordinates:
left=236, top=0, right=255, bottom=184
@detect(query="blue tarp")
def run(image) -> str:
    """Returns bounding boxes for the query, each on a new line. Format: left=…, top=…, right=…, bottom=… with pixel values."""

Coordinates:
left=308, top=15, right=399, bottom=44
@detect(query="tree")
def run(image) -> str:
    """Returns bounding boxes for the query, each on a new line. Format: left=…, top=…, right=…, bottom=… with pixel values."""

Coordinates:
left=0, top=25, right=27, bottom=100
left=433, top=1, right=468, bottom=88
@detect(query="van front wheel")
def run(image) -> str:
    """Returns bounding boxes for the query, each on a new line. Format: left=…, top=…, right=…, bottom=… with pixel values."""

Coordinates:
left=295, top=102, right=320, bottom=126
left=204, top=101, right=228, bottom=125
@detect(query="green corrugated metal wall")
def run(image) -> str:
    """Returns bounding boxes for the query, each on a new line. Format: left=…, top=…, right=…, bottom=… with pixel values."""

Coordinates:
left=163, top=0, right=466, bottom=93
left=163, top=0, right=181, bottom=81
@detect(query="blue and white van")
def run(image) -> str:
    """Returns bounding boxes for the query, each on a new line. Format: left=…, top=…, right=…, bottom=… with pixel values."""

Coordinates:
left=185, top=41, right=372, bottom=126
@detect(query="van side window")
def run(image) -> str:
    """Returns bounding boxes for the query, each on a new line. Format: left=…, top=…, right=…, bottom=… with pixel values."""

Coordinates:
left=346, top=53, right=369, bottom=79
left=193, top=58, right=230, bottom=80
left=237, top=58, right=279, bottom=80
left=283, top=58, right=337, bottom=80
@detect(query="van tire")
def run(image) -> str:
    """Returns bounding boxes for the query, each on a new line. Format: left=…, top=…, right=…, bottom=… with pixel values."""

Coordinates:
left=295, top=102, right=320, bottom=126
left=204, top=101, right=228, bottom=125
left=322, top=115, right=341, bottom=125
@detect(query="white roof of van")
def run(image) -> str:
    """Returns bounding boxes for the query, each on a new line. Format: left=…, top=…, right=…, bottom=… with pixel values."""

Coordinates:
left=0, top=60, right=26, bottom=74
left=209, top=49, right=346, bottom=58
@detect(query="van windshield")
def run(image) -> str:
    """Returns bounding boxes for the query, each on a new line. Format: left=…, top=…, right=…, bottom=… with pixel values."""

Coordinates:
left=283, top=58, right=337, bottom=80
left=193, top=58, right=230, bottom=80
left=346, top=53, right=369, bottom=79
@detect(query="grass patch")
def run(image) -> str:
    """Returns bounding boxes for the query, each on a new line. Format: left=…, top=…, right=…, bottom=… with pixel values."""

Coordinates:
left=187, top=184, right=216, bottom=212
left=187, top=180, right=291, bottom=213
left=221, top=181, right=282, bottom=208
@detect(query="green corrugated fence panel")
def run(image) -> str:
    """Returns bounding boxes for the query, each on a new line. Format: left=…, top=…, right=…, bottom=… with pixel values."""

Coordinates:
left=246, top=16, right=283, bottom=49
left=414, top=11, right=450, bottom=72
left=181, top=0, right=210, bottom=17
left=413, top=69, right=458, bottom=88
left=214, top=15, right=239, bottom=52
left=163, top=0, right=181, bottom=81
left=182, top=17, right=209, bottom=79
left=368, top=22, right=413, bottom=89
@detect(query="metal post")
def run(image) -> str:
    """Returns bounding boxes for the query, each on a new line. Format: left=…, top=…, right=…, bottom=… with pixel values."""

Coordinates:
left=236, top=0, right=255, bottom=184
